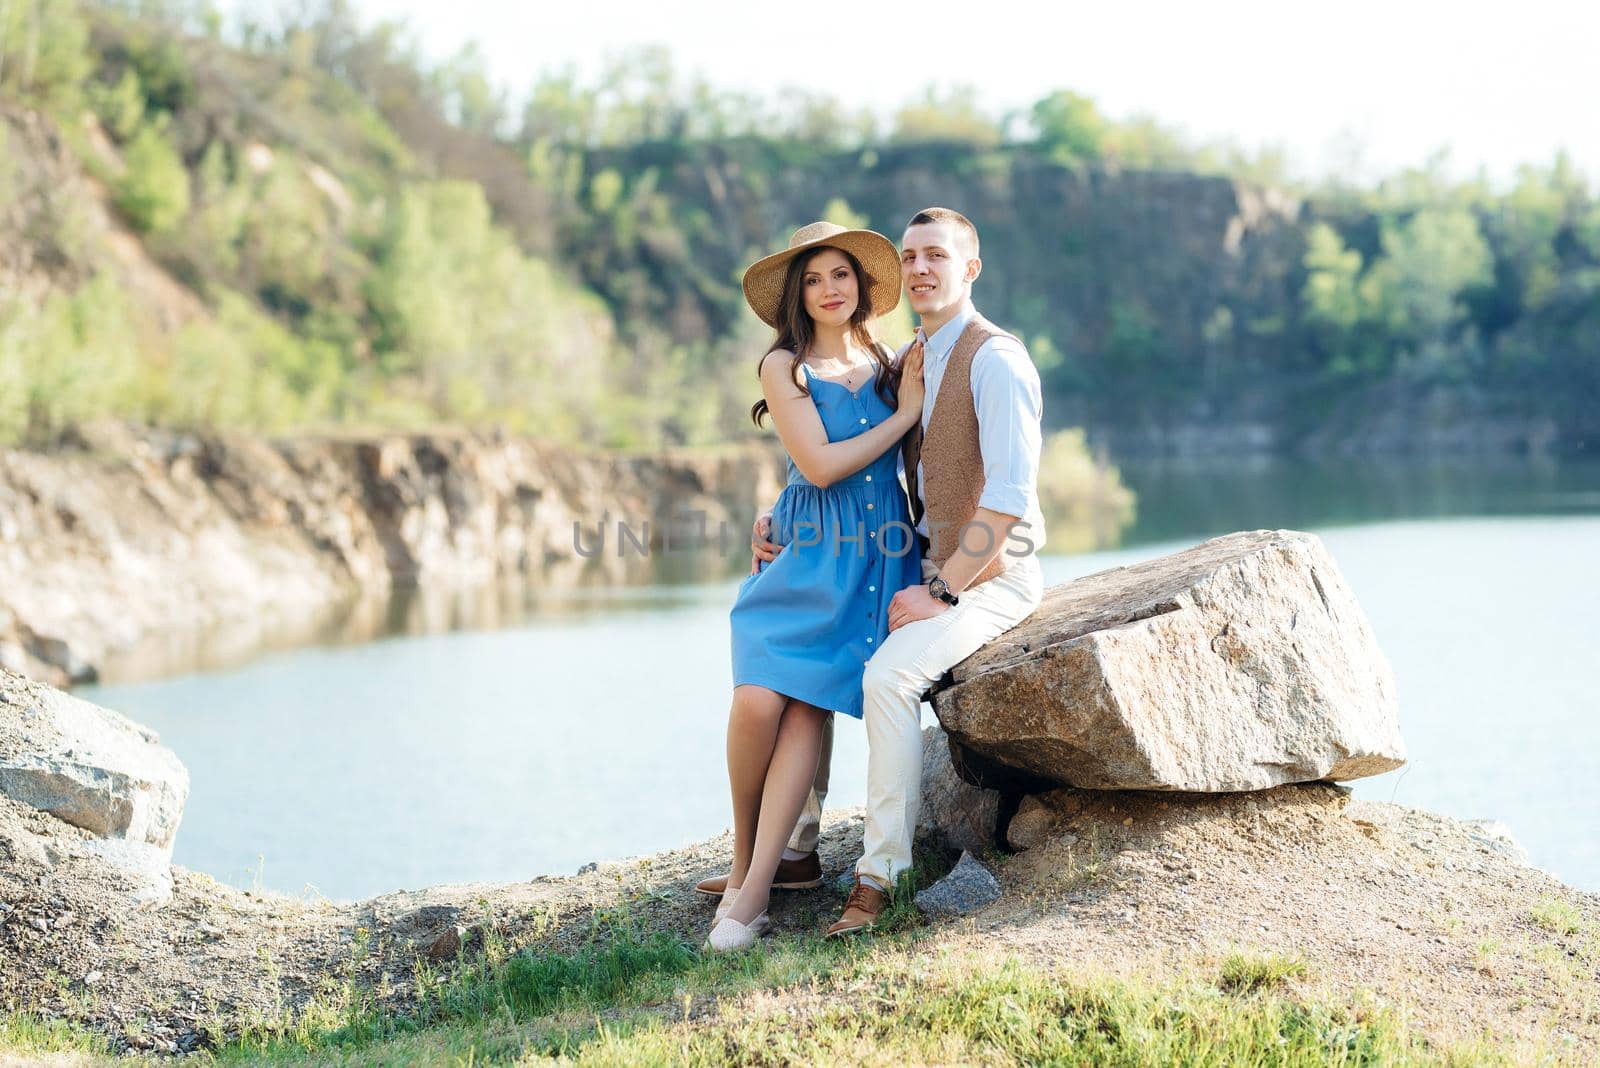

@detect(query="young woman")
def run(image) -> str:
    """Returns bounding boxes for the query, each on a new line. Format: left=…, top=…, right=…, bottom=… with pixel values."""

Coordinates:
left=709, top=222, right=924, bottom=952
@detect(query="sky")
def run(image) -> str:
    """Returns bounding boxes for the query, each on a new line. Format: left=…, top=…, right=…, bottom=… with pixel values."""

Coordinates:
left=249, top=0, right=1600, bottom=189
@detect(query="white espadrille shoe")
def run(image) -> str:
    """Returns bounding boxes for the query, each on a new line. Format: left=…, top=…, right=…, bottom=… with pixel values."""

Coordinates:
left=704, top=912, right=770, bottom=953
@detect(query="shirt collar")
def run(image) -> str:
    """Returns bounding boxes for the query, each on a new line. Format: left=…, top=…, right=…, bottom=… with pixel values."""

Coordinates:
left=916, top=302, right=979, bottom=363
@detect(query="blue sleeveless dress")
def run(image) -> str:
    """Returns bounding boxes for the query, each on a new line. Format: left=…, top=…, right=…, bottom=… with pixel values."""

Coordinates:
left=729, top=364, right=924, bottom=720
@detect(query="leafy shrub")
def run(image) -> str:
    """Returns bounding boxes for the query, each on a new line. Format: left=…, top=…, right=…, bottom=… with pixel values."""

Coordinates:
left=0, top=276, right=146, bottom=443
left=114, top=119, right=191, bottom=234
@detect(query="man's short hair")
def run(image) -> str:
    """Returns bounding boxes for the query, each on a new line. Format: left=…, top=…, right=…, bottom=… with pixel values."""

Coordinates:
left=905, top=207, right=980, bottom=259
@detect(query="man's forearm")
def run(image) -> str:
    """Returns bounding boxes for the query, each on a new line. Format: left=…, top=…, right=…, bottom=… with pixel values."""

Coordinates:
left=935, top=507, right=1021, bottom=593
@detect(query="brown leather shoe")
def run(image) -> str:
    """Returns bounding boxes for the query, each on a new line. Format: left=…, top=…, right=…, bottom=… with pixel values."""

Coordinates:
left=825, top=875, right=887, bottom=937
left=693, top=852, right=824, bottom=897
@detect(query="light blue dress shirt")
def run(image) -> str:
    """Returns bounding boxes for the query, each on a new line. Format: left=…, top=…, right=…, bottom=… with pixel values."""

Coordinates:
left=912, top=303, right=1047, bottom=555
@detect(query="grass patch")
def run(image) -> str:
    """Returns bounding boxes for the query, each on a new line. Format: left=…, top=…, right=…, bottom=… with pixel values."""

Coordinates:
left=323, top=952, right=1563, bottom=1066
left=1218, top=950, right=1309, bottom=994
left=0, top=1012, right=112, bottom=1056
left=213, top=897, right=896, bottom=1064
left=4, top=939, right=1586, bottom=1066
left=1529, top=896, right=1586, bottom=937
left=7, top=871, right=1587, bottom=1065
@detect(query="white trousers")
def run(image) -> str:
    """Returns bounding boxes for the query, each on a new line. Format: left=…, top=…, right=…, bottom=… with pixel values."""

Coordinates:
left=855, top=553, right=1044, bottom=885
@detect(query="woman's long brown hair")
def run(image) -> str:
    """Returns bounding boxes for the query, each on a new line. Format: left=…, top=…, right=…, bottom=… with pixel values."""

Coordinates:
left=750, top=246, right=899, bottom=426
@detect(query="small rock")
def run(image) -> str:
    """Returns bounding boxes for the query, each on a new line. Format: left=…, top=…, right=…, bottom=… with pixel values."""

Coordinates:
left=915, top=852, right=1002, bottom=918
left=1005, top=790, right=1082, bottom=851
left=1006, top=796, right=1061, bottom=851
left=577, top=862, right=598, bottom=875
left=425, top=925, right=462, bottom=961
left=29, top=916, right=48, bottom=933
left=83, top=970, right=102, bottom=986
left=424, top=923, right=485, bottom=961
left=1462, top=820, right=1531, bottom=865
left=197, top=922, right=222, bottom=938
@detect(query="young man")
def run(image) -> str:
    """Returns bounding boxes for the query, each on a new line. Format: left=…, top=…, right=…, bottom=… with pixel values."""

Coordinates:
left=699, top=207, right=1048, bottom=935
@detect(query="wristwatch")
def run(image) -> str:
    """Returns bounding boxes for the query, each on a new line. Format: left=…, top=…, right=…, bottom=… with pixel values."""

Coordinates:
left=928, top=576, right=959, bottom=607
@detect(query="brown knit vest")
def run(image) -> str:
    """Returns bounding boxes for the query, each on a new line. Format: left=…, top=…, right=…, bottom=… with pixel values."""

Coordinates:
left=902, top=315, right=1018, bottom=590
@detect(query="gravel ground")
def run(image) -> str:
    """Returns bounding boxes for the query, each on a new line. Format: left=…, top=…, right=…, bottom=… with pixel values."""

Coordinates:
left=2, top=781, right=1596, bottom=1057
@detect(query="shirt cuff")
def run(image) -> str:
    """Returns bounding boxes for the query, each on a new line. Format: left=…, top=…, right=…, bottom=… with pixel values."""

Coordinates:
left=977, top=484, right=1031, bottom=520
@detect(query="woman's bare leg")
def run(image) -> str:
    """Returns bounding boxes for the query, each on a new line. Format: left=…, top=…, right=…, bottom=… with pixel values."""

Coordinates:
left=726, top=685, right=788, bottom=892
left=726, top=699, right=829, bottom=926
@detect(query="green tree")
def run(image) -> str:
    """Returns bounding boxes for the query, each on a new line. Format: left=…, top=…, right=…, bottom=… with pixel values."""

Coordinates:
left=1099, top=116, right=1191, bottom=170
left=119, top=22, right=195, bottom=113
left=777, top=93, right=876, bottom=148
left=0, top=276, right=146, bottom=443
left=1365, top=208, right=1493, bottom=347
left=433, top=42, right=504, bottom=135
left=163, top=290, right=344, bottom=431
left=189, top=141, right=247, bottom=273
left=1030, top=91, right=1105, bottom=166
left=891, top=87, right=1003, bottom=148
left=365, top=180, right=613, bottom=432
left=1494, top=163, right=1570, bottom=310
left=90, top=68, right=146, bottom=140
left=821, top=197, right=867, bottom=231
left=0, top=0, right=92, bottom=110
left=1300, top=222, right=1374, bottom=376
left=238, top=158, right=338, bottom=315
left=113, top=118, right=192, bottom=234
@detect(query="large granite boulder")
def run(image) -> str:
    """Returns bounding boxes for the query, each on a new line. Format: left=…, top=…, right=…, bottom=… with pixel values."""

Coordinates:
left=0, top=668, right=187, bottom=898
left=933, top=530, right=1405, bottom=793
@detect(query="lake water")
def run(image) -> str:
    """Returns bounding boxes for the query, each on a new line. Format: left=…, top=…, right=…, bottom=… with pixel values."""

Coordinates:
left=80, top=458, right=1600, bottom=901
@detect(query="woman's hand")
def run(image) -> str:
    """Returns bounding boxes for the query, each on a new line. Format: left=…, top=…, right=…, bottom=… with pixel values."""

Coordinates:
left=896, top=340, right=926, bottom=419
left=750, top=510, right=780, bottom=574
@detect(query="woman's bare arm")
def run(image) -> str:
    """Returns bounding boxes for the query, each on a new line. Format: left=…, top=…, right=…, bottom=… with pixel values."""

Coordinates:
left=758, top=350, right=918, bottom=489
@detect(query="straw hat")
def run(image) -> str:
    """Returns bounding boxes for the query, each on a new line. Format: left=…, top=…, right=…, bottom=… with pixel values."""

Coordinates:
left=741, top=221, right=902, bottom=328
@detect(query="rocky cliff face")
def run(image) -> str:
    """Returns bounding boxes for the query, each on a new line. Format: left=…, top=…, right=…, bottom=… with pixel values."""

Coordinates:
left=0, top=424, right=785, bottom=686
left=588, top=145, right=1307, bottom=442
left=585, top=143, right=1583, bottom=456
